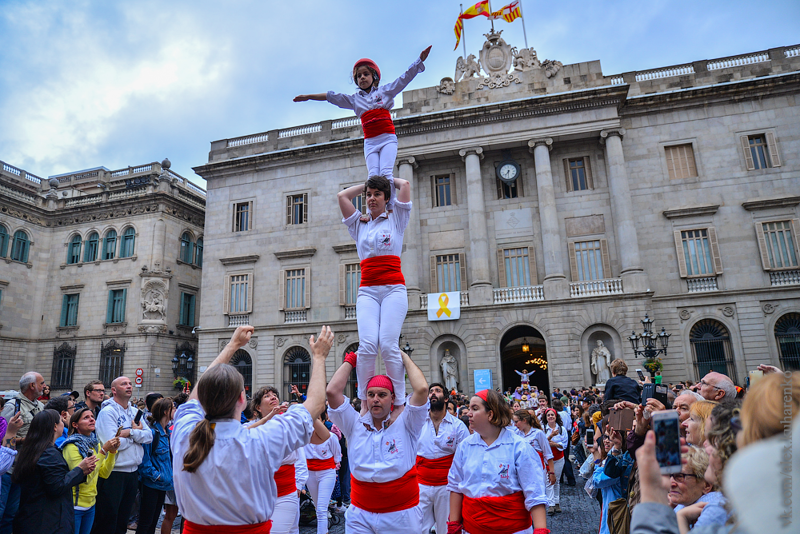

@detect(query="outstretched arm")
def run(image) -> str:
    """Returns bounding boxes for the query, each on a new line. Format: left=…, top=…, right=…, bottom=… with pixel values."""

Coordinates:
left=394, top=178, right=410, bottom=203
left=326, top=359, right=353, bottom=410
left=338, top=184, right=363, bottom=219
left=293, top=93, right=327, bottom=102
left=404, top=351, right=428, bottom=407
left=303, top=326, right=334, bottom=421
left=190, top=326, right=253, bottom=402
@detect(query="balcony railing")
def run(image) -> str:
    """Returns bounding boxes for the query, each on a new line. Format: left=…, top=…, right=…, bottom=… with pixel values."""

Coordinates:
left=284, top=310, right=307, bottom=324
left=687, top=276, right=719, bottom=293
left=344, top=306, right=357, bottom=320
left=570, top=278, right=623, bottom=298
left=493, top=286, right=544, bottom=304
left=228, top=314, right=250, bottom=327
left=770, top=270, right=800, bottom=287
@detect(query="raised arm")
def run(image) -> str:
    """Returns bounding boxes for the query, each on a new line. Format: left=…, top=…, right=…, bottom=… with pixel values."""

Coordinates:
left=338, top=184, right=362, bottom=219
left=189, top=325, right=254, bottom=402
left=394, top=178, right=410, bottom=203
left=403, top=351, right=428, bottom=407
left=293, top=93, right=327, bottom=102
left=312, top=417, right=331, bottom=442
left=326, top=358, right=353, bottom=410
left=303, top=326, right=334, bottom=421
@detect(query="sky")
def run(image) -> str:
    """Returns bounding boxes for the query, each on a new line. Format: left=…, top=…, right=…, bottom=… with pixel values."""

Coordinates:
left=1, top=0, right=798, bottom=187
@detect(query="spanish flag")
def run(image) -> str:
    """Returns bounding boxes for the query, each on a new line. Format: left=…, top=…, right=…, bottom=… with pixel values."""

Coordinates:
left=454, top=0, right=491, bottom=50
left=490, top=1, right=522, bottom=23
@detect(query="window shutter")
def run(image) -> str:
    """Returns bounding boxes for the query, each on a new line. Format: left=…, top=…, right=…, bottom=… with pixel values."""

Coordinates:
left=120, top=288, right=127, bottom=322
left=496, top=177, right=503, bottom=199
left=517, top=174, right=524, bottom=197
left=60, top=295, right=69, bottom=327
left=791, top=219, right=800, bottom=261
left=246, top=273, right=254, bottom=313
left=339, top=264, right=347, bottom=306
left=303, top=267, right=311, bottom=309
left=497, top=249, right=507, bottom=287
left=458, top=253, right=467, bottom=291
left=451, top=175, right=457, bottom=205
left=430, top=256, right=438, bottom=293
left=189, top=294, right=196, bottom=326
left=106, top=291, right=114, bottom=324
left=528, top=246, right=538, bottom=285
left=431, top=177, right=436, bottom=208
left=673, top=231, right=688, bottom=278
left=302, top=193, right=308, bottom=223
left=600, top=239, right=611, bottom=279
left=286, top=197, right=292, bottom=225
left=740, top=136, right=755, bottom=171
left=278, top=270, right=286, bottom=311
left=765, top=132, right=781, bottom=167
left=563, top=159, right=572, bottom=192
left=179, top=293, right=186, bottom=325
left=223, top=274, right=231, bottom=315
left=567, top=242, right=578, bottom=281
left=73, top=295, right=80, bottom=326
left=584, top=157, right=594, bottom=189
left=707, top=227, right=724, bottom=274
left=754, top=222, right=772, bottom=270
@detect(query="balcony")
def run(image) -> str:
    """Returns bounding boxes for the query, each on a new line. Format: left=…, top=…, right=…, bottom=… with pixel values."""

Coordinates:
left=687, top=276, right=719, bottom=293
left=419, top=291, right=470, bottom=309
left=284, top=310, right=307, bottom=324
left=493, top=286, right=545, bottom=304
left=227, top=314, right=250, bottom=327
left=344, top=306, right=357, bottom=320
left=570, top=278, right=623, bottom=298
left=770, top=270, right=800, bottom=287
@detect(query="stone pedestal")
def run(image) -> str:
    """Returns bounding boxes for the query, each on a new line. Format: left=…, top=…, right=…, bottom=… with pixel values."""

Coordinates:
left=398, top=157, right=422, bottom=309
left=459, top=147, right=493, bottom=305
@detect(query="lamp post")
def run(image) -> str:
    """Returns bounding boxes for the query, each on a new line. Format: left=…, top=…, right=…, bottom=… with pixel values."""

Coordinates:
left=629, top=313, right=671, bottom=376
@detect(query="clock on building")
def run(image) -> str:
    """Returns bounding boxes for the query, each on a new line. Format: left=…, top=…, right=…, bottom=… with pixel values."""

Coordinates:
left=496, top=159, right=520, bottom=184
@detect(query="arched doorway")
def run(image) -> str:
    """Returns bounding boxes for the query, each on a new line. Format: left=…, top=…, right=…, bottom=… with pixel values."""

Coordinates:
left=500, top=325, right=549, bottom=397
left=775, top=312, right=800, bottom=371
left=689, top=319, right=736, bottom=379
left=231, top=349, right=252, bottom=396
left=283, top=347, right=311, bottom=400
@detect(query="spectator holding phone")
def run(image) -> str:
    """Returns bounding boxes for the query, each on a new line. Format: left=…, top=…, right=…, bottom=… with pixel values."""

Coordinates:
left=92, top=376, right=152, bottom=534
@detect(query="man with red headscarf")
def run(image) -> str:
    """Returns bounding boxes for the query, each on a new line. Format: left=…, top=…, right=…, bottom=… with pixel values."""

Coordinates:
left=326, top=350, right=429, bottom=534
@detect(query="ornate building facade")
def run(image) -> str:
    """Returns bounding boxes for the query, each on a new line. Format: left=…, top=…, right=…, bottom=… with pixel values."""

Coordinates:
left=0, top=160, right=205, bottom=394
left=195, top=39, right=800, bottom=397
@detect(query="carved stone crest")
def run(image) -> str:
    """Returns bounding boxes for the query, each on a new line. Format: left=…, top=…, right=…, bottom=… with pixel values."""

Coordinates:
left=477, top=72, right=521, bottom=90
left=141, top=279, right=167, bottom=321
left=763, top=303, right=776, bottom=314
left=219, top=339, right=229, bottom=351
left=679, top=309, right=692, bottom=321
left=479, top=30, right=513, bottom=75
left=336, top=334, right=348, bottom=344
left=721, top=306, right=735, bottom=318
left=249, top=338, right=258, bottom=349
left=541, top=59, right=563, bottom=78
left=276, top=337, right=286, bottom=347
left=512, top=47, right=540, bottom=71
left=436, top=77, right=456, bottom=95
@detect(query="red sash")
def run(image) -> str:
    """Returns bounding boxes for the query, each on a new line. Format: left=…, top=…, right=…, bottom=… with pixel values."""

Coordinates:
left=350, top=468, right=419, bottom=513
left=274, top=464, right=296, bottom=498
left=360, top=108, right=395, bottom=138
left=462, top=491, right=532, bottom=534
left=416, top=454, right=454, bottom=486
left=307, top=457, right=336, bottom=471
left=552, top=448, right=564, bottom=461
left=184, top=520, right=271, bottom=534
left=360, top=255, right=405, bottom=287
left=536, top=450, right=546, bottom=470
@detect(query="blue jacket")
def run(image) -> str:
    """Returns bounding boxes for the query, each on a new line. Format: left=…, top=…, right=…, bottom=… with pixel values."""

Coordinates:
left=138, top=422, right=173, bottom=491
left=593, top=457, right=627, bottom=534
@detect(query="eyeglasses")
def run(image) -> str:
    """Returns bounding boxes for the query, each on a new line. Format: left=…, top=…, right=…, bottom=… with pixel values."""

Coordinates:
left=90, top=389, right=105, bottom=393
left=664, top=473, right=699, bottom=482
left=602, top=436, right=612, bottom=441
left=698, top=379, right=722, bottom=390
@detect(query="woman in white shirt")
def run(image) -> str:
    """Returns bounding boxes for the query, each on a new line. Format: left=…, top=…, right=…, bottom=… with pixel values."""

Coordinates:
left=542, top=408, right=568, bottom=515
left=171, top=326, right=333, bottom=534
left=447, top=389, right=550, bottom=534
left=303, top=416, right=342, bottom=534
left=512, top=410, right=556, bottom=488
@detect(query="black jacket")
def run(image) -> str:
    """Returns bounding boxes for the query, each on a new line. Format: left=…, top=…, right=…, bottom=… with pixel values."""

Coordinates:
left=603, top=375, right=641, bottom=404
left=13, top=445, right=86, bottom=534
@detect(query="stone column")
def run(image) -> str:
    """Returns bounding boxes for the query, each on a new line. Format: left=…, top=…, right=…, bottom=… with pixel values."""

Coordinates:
left=527, top=138, right=569, bottom=300
left=458, top=147, right=493, bottom=305
left=397, top=157, right=421, bottom=310
left=600, top=129, right=648, bottom=292
left=150, top=218, right=167, bottom=272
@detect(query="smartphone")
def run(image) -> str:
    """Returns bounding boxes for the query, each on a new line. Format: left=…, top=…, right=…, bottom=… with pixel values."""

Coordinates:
left=642, top=383, right=670, bottom=407
left=585, top=428, right=595, bottom=447
left=14, top=399, right=21, bottom=415
left=609, top=408, right=635, bottom=432
left=133, top=409, right=143, bottom=425
left=115, top=426, right=123, bottom=438
left=652, top=410, right=682, bottom=474
left=675, top=384, right=684, bottom=390
left=636, top=369, right=645, bottom=381
left=748, top=370, right=764, bottom=388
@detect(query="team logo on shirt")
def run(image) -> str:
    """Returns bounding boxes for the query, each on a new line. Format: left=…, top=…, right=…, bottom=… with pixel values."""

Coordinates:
left=445, top=435, right=456, bottom=448
left=498, top=464, right=510, bottom=479
left=378, top=231, right=392, bottom=249
left=385, top=439, right=399, bottom=455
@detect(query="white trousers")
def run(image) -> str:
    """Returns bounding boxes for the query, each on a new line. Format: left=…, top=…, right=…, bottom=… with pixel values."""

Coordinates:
left=418, top=484, right=449, bottom=534
left=345, top=504, right=422, bottom=534
left=356, top=284, right=408, bottom=404
left=307, top=468, right=337, bottom=534
left=271, top=492, right=300, bottom=534
left=546, top=457, right=565, bottom=506
left=363, top=133, right=397, bottom=180
left=465, top=528, right=532, bottom=534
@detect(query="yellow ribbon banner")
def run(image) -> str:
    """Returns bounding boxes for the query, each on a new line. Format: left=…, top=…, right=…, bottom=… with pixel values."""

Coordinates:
left=436, top=293, right=451, bottom=318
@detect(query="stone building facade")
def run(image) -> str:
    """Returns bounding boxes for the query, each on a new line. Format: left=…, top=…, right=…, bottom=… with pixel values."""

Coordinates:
left=0, top=160, right=205, bottom=395
left=194, top=39, right=800, bottom=398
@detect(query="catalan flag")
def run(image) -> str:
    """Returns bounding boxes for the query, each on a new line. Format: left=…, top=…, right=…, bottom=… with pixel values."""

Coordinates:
left=490, top=1, right=522, bottom=23
left=454, top=17, right=465, bottom=50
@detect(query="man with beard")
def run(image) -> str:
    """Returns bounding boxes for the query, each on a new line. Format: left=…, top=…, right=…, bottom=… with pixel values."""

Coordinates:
left=415, top=383, right=470, bottom=534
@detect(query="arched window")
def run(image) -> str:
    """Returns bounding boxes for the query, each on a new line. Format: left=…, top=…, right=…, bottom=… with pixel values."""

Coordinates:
left=119, top=227, right=135, bottom=258
left=775, top=313, right=800, bottom=371
left=67, top=235, right=82, bottom=264
left=180, top=232, right=193, bottom=263
left=343, top=343, right=359, bottom=399
left=10, top=231, right=30, bottom=263
left=103, top=230, right=117, bottom=260
left=84, top=232, right=99, bottom=262
left=283, top=347, right=310, bottom=400
left=231, top=349, right=253, bottom=394
left=690, top=320, right=736, bottom=379
left=195, top=237, right=203, bottom=267
left=0, top=225, right=8, bottom=258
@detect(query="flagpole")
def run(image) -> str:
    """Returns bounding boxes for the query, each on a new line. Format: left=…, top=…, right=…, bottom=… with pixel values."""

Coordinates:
left=488, top=0, right=495, bottom=32
left=460, top=4, right=468, bottom=58
left=518, top=0, right=529, bottom=49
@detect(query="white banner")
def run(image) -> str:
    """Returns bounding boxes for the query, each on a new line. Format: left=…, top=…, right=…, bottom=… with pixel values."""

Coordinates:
left=427, top=291, right=461, bottom=321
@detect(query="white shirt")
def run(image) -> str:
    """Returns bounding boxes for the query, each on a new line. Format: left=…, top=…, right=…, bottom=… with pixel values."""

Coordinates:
left=344, top=200, right=411, bottom=260
left=326, top=58, right=425, bottom=118
left=416, top=411, right=471, bottom=460
left=559, top=409, right=572, bottom=430
left=171, top=400, right=313, bottom=525
left=519, top=427, right=553, bottom=462
left=304, top=434, right=342, bottom=463
left=544, top=424, right=568, bottom=452
left=328, top=395, right=429, bottom=483
left=447, top=428, right=547, bottom=511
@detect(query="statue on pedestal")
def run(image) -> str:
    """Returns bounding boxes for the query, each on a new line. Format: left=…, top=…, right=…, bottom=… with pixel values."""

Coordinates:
left=590, top=340, right=613, bottom=385
left=440, top=349, right=459, bottom=392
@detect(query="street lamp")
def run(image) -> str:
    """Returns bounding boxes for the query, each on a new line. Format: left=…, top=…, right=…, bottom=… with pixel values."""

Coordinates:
left=629, top=313, right=671, bottom=360
left=403, top=341, right=414, bottom=356
left=521, top=338, right=530, bottom=353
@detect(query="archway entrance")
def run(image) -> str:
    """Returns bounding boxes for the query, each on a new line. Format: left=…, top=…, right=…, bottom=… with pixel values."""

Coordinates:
left=500, top=325, right=549, bottom=397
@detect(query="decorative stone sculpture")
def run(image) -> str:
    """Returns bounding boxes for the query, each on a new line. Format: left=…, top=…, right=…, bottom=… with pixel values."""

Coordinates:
left=139, top=278, right=169, bottom=334
left=440, top=349, right=459, bottom=392
left=142, top=288, right=166, bottom=320
left=511, top=47, right=540, bottom=71
left=541, top=59, right=564, bottom=78
left=590, top=340, right=613, bottom=385
left=455, top=55, right=481, bottom=82
left=477, top=30, right=520, bottom=89
left=436, top=77, right=456, bottom=95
